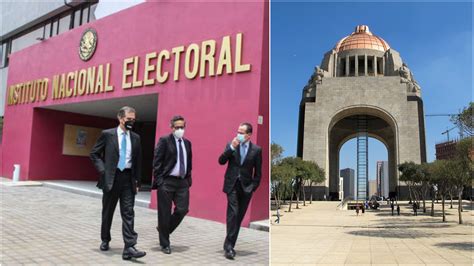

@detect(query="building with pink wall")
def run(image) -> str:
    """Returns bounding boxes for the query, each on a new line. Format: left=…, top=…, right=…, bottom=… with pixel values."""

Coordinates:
left=1, top=1, right=269, bottom=226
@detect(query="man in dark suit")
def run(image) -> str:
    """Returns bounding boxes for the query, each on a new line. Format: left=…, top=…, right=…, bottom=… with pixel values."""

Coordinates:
left=218, top=122, right=262, bottom=260
left=90, top=106, right=146, bottom=260
left=152, top=115, right=192, bottom=254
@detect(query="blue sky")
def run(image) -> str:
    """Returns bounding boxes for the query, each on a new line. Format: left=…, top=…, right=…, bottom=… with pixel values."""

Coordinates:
left=271, top=2, right=472, bottom=180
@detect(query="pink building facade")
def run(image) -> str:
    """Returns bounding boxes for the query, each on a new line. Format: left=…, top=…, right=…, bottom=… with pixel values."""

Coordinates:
left=1, top=1, right=269, bottom=226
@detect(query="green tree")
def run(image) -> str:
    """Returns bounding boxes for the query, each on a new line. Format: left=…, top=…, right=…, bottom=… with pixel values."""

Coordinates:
left=399, top=161, right=428, bottom=211
left=427, top=160, right=452, bottom=222
left=279, top=157, right=313, bottom=211
left=271, top=142, right=293, bottom=210
left=271, top=162, right=295, bottom=210
left=450, top=102, right=473, bottom=137
left=306, top=161, right=325, bottom=204
left=271, top=142, right=284, bottom=164
left=452, top=137, right=473, bottom=224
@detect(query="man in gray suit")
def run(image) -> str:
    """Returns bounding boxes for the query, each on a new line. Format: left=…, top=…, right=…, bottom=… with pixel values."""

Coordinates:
left=90, top=106, right=146, bottom=260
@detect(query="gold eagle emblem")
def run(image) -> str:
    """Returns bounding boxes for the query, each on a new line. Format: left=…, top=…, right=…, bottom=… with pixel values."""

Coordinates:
left=79, top=28, right=98, bottom=61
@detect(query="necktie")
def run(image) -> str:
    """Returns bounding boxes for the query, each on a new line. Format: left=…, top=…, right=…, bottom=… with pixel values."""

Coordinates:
left=118, top=132, right=127, bottom=170
left=178, top=139, right=185, bottom=177
left=240, top=143, right=247, bottom=165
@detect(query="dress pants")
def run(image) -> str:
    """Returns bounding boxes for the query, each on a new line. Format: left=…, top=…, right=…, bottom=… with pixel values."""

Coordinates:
left=224, top=179, right=252, bottom=250
left=101, top=169, right=138, bottom=248
left=157, top=176, right=189, bottom=248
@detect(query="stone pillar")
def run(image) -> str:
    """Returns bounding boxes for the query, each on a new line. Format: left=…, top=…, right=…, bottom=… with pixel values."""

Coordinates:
left=345, top=55, right=349, bottom=77
left=364, top=54, right=368, bottom=76
left=355, top=55, right=359, bottom=77
left=374, top=56, right=378, bottom=76
left=382, top=56, right=385, bottom=76
left=334, top=53, right=338, bottom=77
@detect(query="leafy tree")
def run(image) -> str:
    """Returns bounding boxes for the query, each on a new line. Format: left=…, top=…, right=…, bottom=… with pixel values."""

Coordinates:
left=271, top=143, right=293, bottom=210
left=451, top=137, right=473, bottom=224
left=399, top=161, right=428, bottom=211
left=427, top=160, right=452, bottom=222
left=271, top=162, right=295, bottom=210
left=450, top=102, right=473, bottom=137
left=306, top=161, right=325, bottom=204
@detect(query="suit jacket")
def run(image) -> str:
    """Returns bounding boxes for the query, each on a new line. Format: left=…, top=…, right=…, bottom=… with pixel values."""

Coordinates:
left=218, top=141, right=262, bottom=194
left=152, top=134, right=192, bottom=189
left=90, top=127, right=142, bottom=194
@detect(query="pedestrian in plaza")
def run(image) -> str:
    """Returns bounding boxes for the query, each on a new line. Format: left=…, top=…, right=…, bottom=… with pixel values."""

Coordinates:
left=391, top=202, right=394, bottom=216
left=361, top=204, right=365, bottom=214
left=90, top=106, right=146, bottom=260
left=356, top=205, right=360, bottom=216
left=396, top=204, right=400, bottom=216
left=275, top=209, right=280, bottom=224
left=219, top=122, right=262, bottom=260
left=412, top=202, right=418, bottom=216
left=152, top=115, right=193, bottom=255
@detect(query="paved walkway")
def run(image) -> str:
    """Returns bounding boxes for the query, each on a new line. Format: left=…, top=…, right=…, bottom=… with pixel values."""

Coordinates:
left=271, top=200, right=473, bottom=265
left=0, top=183, right=268, bottom=265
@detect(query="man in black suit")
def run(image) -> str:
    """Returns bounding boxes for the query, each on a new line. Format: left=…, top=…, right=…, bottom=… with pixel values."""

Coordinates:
left=90, top=106, right=146, bottom=260
left=152, top=115, right=192, bottom=254
left=218, top=122, right=262, bottom=260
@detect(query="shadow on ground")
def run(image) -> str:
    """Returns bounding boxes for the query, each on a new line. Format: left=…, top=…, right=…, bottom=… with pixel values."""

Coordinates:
left=434, top=242, right=473, bottom=251
left=150, top=245, right=190, bottom=253
left=345, top=229, right=433, bottom=238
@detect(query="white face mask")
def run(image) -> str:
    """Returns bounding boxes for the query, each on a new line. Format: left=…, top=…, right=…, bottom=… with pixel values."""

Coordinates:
left=174, top=128, right=185, bottom=139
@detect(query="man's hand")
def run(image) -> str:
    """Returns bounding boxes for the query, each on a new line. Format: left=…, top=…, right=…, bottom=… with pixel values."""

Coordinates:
left=231, top=137, right=240, bottom=149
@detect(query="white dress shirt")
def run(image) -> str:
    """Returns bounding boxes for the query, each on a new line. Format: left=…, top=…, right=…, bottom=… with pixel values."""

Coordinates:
left=117, top=126, right=132, bottom=169
left=170, top=136, right=187, bottom=176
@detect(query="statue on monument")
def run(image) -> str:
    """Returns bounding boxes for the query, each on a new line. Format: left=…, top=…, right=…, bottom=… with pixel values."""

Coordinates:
left=399, top=63, right=420, bottom=93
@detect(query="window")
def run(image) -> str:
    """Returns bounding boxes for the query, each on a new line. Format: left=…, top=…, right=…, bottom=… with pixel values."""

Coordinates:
left=74, top=9, right=82, bottom=27
left=377, top=57, right=383, bottom=75
left=340, top=58, right=347, bottom=76
left=11, top=26, right=44, bottom=53
left=358, top=56, right=365, bottom=76
left=0, top=43, right=6, bottom=68
left=58, top=15, right=71, bottom=34
left=367, top=57, right=374, bottom=76
left=349, top=56, right=355, bottom=76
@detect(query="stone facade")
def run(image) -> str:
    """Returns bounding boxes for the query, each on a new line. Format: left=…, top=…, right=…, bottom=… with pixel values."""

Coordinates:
left=297, top=25, right=426, bottom=200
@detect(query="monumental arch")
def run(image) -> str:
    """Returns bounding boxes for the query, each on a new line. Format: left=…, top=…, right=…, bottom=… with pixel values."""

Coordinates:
left=297, top=25, right=426, bottom=200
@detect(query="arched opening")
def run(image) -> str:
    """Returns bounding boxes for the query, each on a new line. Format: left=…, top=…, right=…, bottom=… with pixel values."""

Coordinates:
left=327, top=106, right=399, bottom=200
left=338, top=137, right=388, bottom=200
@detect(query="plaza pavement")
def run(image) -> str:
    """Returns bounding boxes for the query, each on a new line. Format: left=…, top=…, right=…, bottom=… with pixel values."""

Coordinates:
left=271, top=200, right=473, bottom=265
left=0, top=182, right=269, bottom=265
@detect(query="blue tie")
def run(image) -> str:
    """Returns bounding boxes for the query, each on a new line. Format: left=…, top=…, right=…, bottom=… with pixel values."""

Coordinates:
left=118, top=132, right=127, bottom=170
left=240, top=143, right=247, bottom=165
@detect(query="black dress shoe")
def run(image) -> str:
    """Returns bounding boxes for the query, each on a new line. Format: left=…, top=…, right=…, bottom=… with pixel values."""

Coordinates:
left=161, top=246, right=171, bottom=254
left=100, top=241, right=109, bottom=251
left=122, top=246, right=146, bottom=260
left=225, top=248, right=236, bottom=260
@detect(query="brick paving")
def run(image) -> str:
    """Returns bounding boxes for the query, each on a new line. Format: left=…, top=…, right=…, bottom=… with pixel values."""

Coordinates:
left=0, top=184, right=268, bottom=265
left=271, top=200, right=473, bottom=265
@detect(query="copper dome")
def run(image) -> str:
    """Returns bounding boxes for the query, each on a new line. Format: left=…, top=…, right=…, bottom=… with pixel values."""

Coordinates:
left=334, top=25, right=390, bottom=53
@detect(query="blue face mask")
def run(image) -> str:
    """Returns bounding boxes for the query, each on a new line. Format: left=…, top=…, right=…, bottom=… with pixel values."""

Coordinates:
left=237, top=133, right=246, bottom=143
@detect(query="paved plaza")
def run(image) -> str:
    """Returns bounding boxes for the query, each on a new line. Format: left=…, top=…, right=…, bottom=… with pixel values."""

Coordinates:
left=0, top=183, right=269, bottom=265
left=271, top=200, right=473, bottom=265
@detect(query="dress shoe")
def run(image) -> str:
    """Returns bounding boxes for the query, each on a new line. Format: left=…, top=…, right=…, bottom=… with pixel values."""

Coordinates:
left=122, top=246, right=146, bottom=260
left=225, top=248, right=236, bottom=260
left=100, top=241, right=109, bottom=251
left=161, top=246, right=172, bottom=254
